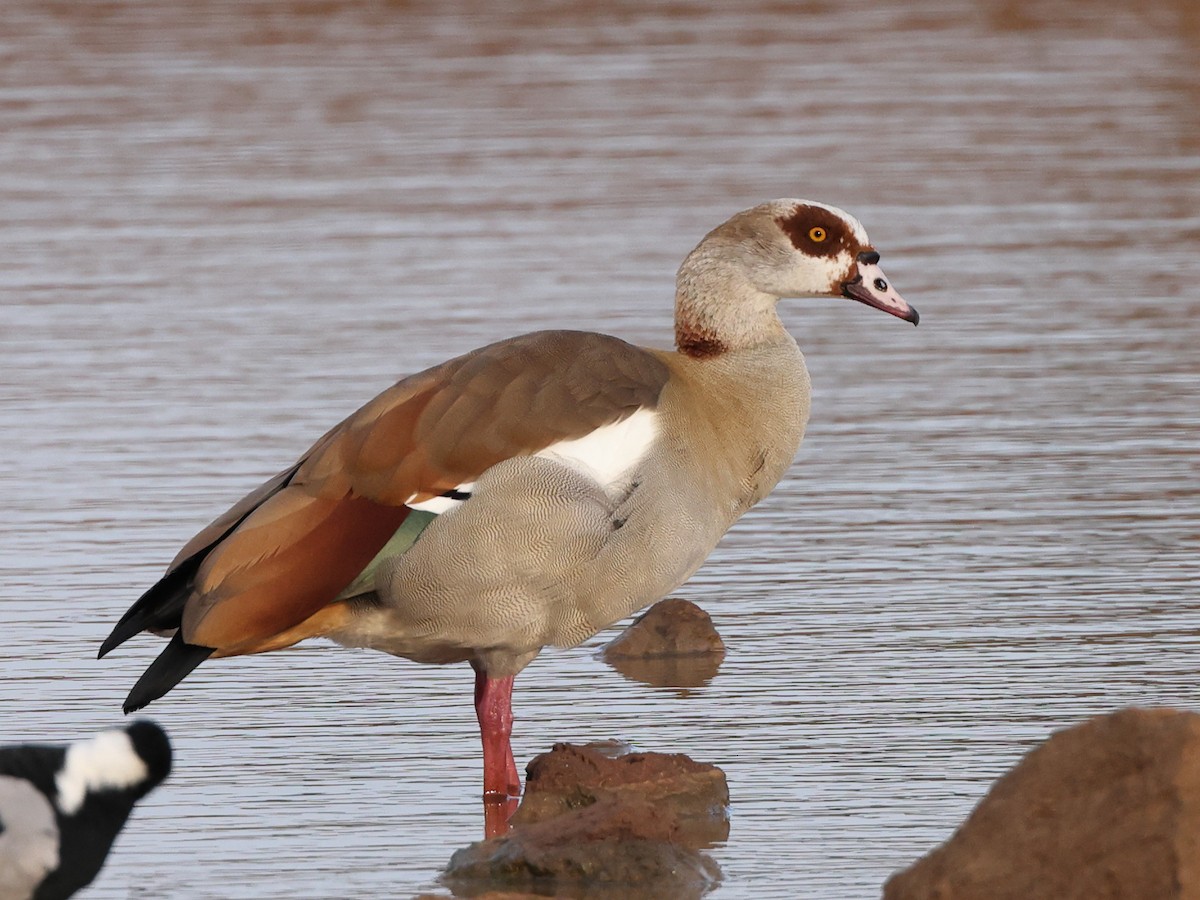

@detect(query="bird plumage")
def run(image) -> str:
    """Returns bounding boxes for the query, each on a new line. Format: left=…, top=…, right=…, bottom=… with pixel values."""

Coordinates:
left=0, top=721, right=171, bottom=900
left=99, top=199, right=916, bottom=813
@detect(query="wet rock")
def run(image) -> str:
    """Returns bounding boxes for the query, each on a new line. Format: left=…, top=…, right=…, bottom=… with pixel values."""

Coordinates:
left=513, top=742, right=729, bottom=845
left=445, top=800, right=720, bottom=897
left=885, top=707, right=1200, bottom=900
left=444, top=744, right=727, bottom=898
left=602, top=599, right=725, bottom=688
left=604, top=598, right=725, bottom=659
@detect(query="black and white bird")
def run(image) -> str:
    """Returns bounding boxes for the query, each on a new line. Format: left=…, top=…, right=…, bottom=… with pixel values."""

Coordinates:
left=0, top=720, right=171, bottom=900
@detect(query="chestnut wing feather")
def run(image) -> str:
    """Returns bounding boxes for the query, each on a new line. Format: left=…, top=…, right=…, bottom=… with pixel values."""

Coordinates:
left=147, top=330, right=668, bottom=653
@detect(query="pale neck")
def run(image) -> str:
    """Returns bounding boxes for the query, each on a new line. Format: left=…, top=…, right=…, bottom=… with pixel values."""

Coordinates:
left=674, top=251, right=789, bottom=358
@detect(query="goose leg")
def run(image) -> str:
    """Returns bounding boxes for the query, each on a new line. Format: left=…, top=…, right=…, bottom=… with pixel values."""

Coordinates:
left=482, top=795, right=519, bottom=839
left=473, top=666, right=520, bottom=838
left=472, top=666, right=520, bottom=800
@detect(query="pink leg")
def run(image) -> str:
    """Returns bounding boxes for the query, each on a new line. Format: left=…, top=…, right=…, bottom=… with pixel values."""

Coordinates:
left=483, top=795, right=519, bottom=840
left=473, top=667, right=521, bottom=801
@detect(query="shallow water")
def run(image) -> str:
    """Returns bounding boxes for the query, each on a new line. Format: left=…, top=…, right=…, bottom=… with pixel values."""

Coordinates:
left=1, top=1, right=1198, bottom=897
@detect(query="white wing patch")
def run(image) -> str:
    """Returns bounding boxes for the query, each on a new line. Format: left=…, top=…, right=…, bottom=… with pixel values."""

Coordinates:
left=407, top=483, right=476, bottom=514
left=55, top=731, right=148, bottom=815
left=403, top=407, right=659, bottom=513
left=535, top=407, right=659, bottom=493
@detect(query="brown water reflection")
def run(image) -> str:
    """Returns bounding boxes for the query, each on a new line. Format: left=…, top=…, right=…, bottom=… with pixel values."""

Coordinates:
left=1, top=1, right=1198, bottom=897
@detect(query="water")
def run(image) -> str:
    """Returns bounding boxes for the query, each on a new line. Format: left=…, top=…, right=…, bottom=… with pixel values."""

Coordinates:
left=1, top=1, right=1197, bottom=897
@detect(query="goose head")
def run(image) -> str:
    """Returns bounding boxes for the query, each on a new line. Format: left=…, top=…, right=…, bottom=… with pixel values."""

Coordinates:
left=769, top=199, right=917, bottom=324
left=675, top=199, right=918, bottom=356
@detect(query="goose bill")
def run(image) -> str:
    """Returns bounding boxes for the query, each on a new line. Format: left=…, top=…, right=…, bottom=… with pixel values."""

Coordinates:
left=842, top=262, right=919, bottom=325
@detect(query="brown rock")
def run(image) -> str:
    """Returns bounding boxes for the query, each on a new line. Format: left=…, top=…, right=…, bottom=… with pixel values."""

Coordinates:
left=513, top=742, right=730, bottom=847
left=443, top=744, right=727, bottom=898
left=445, top=797, right=720, bottom=896
left=602, top=599, right=725, bottom=689
left=603, top=598, right=725, bottom=659
left=884, top=707, right=1200, bottom=900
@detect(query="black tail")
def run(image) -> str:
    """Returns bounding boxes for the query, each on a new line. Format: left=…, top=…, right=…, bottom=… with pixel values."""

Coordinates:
left=99, top=464, right=304, bottom=659
left=123, top=632, right=214, bottom=714
left=98, top=556, right=204, bottom=659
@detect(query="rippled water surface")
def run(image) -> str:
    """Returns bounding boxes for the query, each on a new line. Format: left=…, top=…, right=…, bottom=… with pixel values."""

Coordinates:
left=2, top=1, right=1198, bottom=897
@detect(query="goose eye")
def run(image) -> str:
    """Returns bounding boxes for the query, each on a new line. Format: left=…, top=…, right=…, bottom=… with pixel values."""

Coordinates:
left=809, top=226, right=827, bottom=242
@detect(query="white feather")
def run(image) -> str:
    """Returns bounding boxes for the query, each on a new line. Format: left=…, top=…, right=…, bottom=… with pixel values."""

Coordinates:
left=407, top=483, right=476, bottom=514
left=535, top=407, right=658, bottom=493
left=55, top=731, right=148, bottom=815
left=402, top=408, right=658, bottom=513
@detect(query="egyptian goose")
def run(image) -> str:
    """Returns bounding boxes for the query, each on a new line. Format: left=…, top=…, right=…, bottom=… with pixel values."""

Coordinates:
left=0, top=721, right=171, bottom=900
left=99, top=199, right=916, bottom=821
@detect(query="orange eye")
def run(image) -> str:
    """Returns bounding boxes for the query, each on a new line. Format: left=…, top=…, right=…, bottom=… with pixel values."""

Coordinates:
left=809, top=226, right=827, bottom=242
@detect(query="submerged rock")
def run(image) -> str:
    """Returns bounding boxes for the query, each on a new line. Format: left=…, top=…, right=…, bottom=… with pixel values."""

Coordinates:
left=445, top=805, right=720, bottom=897
left=443, top=744, right=727, bottom=898
left=513, top=742, right=729, bottom=846
left=603, top=598, right=725, bottom=659
left=602, top=599, right=725, bottom=688
left=885, top=707, right=1200, bottom=900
